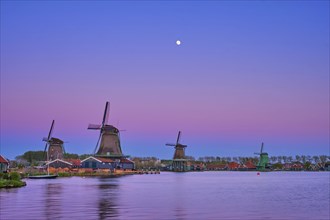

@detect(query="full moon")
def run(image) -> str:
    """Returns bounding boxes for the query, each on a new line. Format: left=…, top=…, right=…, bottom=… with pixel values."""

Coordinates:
left=176, top=40, right=181, bottom=45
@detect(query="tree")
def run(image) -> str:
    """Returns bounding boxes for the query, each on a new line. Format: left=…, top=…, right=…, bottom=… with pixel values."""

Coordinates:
left=64, top=153, right=79, bottom=159
left=283, top=156, right=288, bottom=163
left=312, top=156, right=320, bottom=164
left=304, top=161, right=312, bottom=170
left=185, top=156, right=195, bottom=161
left=270, top=156, right=277, bottom=163
left=16, top=151, right=45, bottom=163
left=295, top=155, right=301, bottom=162
left=319, top=155, right=328, bottom=163
left=79, top=154, right=93, bottom=160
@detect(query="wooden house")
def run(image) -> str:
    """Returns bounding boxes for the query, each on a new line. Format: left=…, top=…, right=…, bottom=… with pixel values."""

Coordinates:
left=0, top=155, right=9, bottom=173
left=81, top=156, right=135, bottom=170
left=46, top=159, right=73, bottom=169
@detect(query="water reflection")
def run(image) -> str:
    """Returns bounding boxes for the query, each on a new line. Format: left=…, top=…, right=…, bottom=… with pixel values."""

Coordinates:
left=44, top=183, right=63, bottom=219
left=98, top=177, right=119, bottom=219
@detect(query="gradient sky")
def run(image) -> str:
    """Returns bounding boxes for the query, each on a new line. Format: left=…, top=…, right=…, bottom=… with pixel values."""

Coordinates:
left=1, top=1, right=329, bottom=159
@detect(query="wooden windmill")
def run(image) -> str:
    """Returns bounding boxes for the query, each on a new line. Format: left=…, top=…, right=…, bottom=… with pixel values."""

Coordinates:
left=43, top=120, right=65, bottom=161
left=88, top=101, right=123, bottom=157
left=254, top=142, right=270, bottom=171
left=166, top=131, right=188, bottom=172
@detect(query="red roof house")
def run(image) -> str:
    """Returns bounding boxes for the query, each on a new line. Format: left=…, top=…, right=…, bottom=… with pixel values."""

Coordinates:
left=228, top=162, right=240, bottom=170
left=0, top=155, right=9, bottom=172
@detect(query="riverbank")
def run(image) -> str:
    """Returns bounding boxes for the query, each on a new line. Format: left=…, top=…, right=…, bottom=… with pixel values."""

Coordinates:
left=0, top=172, right=26, bottom=188
left=0, top=179, right=26, bottom=188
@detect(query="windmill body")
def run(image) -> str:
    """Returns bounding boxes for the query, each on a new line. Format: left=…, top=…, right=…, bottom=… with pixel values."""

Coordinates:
left=254, top=143, right=270, bottom=171
left=47, top=138, right=64, bottom=161
left=97, top=125, right=122, bottom=156
left=166, top=131, right=189, bottom=172
left=88, top=102, right=123, bottom=158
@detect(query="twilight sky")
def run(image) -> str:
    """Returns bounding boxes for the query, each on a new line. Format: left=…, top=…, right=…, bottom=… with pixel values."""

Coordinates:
left=1, top=1, right=329, bottom=159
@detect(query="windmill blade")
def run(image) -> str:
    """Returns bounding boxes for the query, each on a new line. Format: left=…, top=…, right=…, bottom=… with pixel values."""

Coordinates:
left=93, top=133, right=102, bottom=155
left=176, top=131, right=181, bottom=145
left=47, top=120, right=55, bottom=141
left=260, top=142, right=264, bottom=154
left=166, top=143, right=176, bottom=146
left=88, top=124, right=102, bottom=130
left=102, top=101, right=110, bottom=126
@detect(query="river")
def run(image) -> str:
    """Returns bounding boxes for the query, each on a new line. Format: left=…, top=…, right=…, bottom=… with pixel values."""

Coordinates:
left=1, top=172, right=329, bottom=219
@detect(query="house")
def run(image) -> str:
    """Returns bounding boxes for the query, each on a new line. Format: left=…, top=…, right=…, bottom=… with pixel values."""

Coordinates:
left=227, top=162, right=240, bottom=171
left=283, top=163, right=292, bottom=171
left=81, top=156, right=135, bottom=170
left=325, top=162, right=330, bottom=171
left=239, top=161, right=256, bottom=171
left=0, top=155, right=9, bottom=173
left=46, top=159, right=73, bottom=169
left=81, top=156, right=115, bottom=169
left=291, top=163, right=304, bottom=171
left=206, top=163, right=227, bottom=171
left=120, top=158, right=135, bottom=170
left=65, top=159, right=81, bottom=168
left=238, top=164, right=247, bottom=171
left=189, top=162, right=205, bottom=171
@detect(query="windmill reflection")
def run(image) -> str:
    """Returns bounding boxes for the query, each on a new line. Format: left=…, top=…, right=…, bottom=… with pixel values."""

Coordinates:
left=98, top=178, right=119, bottom=219
left=44, top=183, right=63, bottom=219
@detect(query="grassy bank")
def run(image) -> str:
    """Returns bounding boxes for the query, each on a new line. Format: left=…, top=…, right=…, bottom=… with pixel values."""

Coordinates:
left=0, top=172, right=26, bottom=188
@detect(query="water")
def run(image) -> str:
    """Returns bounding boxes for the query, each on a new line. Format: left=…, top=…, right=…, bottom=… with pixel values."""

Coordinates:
left=1, top=172, right=329, bottom=220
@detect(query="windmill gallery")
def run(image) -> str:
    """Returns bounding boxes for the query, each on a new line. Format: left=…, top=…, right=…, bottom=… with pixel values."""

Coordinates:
left=30, top=101, right=271, bottom=175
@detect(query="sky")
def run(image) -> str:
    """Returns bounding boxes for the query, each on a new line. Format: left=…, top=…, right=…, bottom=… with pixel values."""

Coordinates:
left=1, top=1, right=329, bottom=159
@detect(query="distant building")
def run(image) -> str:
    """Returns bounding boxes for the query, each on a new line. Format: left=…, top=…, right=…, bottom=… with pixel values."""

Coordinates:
left=206, top=163, right=227, bottom=171
left=238, top=161, right=256, bottom=171
left=0, top=155, right=9, bottom=173
left=46, top=159, right=73, bottom=169
left=227, top=162, right=240, bottom=171
left=283, top=163, right=292, bottom=171
left=325, top=162, right=330, bottom=171
left=65, top=159, right=81, bottom=168
left=291, top=163, right=304, bottom=171
left=81, top=156, right=134, bottom=170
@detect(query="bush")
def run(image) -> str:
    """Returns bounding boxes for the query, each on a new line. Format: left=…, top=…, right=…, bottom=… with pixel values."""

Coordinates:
left=9, top=172, right=21, bottom=181
left=58, top=172, right=71, bottom=177
left=0, top=179, right=26, bottom=188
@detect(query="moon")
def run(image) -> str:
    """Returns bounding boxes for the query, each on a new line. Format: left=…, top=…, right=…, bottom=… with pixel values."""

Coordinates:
left=176, top=40, right=181, bottom=45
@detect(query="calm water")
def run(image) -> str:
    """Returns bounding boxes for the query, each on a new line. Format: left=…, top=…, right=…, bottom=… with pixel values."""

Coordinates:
left=1, top=172, right=329, bottom=220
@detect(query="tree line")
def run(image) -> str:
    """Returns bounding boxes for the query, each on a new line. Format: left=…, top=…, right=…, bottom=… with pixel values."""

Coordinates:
left=194, top=155, right=329, bottom=164
left=11, top=151, right=330, bottom=167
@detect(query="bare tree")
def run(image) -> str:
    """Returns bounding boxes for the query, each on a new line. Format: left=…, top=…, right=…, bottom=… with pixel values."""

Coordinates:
left=312, top=156, right=320, bottom=164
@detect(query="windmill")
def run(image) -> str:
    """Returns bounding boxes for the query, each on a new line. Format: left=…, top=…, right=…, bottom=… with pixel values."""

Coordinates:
left=254, top=142, right=270, bottom=171
left=166, top=131, right=188, bottom=172
left=88, top=101, right=123, bottom=157
left=43, top=120, right=65, bottom=161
